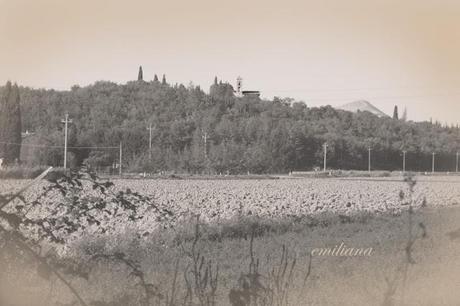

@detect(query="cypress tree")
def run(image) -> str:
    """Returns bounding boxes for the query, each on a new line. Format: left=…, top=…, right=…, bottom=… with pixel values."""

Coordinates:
left=153, top=74, right=159, bottom=82
left=401, top=107, right=407, bottom=121
left=162, top=74, right=167, bottom=85
left=0, top=82, right=22, bottom=164
left=393, top=105, right=399, bottom=120
left=138, top=66, right=143, bottom=81
left=214, top=76, right=218, bottom=86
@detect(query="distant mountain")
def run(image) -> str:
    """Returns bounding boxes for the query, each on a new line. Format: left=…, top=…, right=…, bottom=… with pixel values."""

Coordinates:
left=337, top=100, right=389, bottom=117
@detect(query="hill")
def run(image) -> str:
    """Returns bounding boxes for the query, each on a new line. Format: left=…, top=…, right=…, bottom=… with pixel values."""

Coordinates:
left=337, top=100, right=389, bottom=117
left=1, top=77, right=459, bottom=173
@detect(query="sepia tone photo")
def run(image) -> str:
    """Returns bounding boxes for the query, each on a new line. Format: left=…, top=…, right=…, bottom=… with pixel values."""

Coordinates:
left=1, top=0, right=460, bottom=305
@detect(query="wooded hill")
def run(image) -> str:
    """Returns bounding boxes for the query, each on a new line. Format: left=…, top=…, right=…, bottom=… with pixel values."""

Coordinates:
left=2, top=76, right=459, bottom=174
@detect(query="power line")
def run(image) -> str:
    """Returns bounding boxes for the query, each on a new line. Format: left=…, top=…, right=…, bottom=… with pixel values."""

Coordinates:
left=261, top=86, right=460, bottom=94
left=261, top=92, right=460, bottom=101
left=0, top=141, right=118, bottom=149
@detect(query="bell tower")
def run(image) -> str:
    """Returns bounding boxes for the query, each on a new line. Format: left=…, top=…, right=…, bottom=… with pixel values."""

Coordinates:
left=236, top=76, right=243, bottom=97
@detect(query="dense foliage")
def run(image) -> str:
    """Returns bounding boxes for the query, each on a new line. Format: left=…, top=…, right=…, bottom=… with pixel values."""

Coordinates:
left=2, top=77, right=459, bottom=173
left=0, top=81, right=22, bottom=165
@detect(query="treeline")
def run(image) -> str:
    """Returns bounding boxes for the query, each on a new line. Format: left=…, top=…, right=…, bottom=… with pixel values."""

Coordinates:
left=2, top=76, right=460, bottom=174
left=0, top=81, right=22, bottom=165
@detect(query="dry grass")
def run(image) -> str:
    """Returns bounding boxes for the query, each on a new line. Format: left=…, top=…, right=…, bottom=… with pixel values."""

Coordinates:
left=1, top=205, right=460, bottom=306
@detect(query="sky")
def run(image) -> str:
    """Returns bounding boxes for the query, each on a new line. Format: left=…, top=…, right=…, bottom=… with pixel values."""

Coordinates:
left=1, top=0, right=460, bottom=124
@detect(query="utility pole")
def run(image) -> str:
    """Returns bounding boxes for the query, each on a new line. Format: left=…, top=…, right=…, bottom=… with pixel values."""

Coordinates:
left=432, top=152, right=436, bottom=174
left=323, top=143, right=327, bottom=172
left=402, top=150, right=407, bottom=174
left=119, top=142, right=122, bottom=176
left=368, top=147, right=371, bottom=173
left=456, top=152, right=459, bottom=173
left=147, top=124, right=154, bottom=160
left=202, top=132, right=208, bottom=159
left=61, top=113, right=72, bottom=169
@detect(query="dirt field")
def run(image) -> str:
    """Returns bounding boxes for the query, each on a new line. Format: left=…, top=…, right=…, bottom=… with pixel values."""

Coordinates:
left=0, top=175, right=459, bottom=305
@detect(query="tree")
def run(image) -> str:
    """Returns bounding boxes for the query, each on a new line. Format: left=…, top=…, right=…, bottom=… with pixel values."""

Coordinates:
left=7, top=77, right=460, bottom=173
left=402, top=107, right=407, bottom=121
left=0, top=82, right=22, bottom=164
left=214, top=76, right=218, bottom=86
left=162, top=74, right=167, bottom=85
left=153, top=74, right=159, bottom=82
left=138, top=66, right=143, bottom=81
left=393, top=105, right=399, bottom=120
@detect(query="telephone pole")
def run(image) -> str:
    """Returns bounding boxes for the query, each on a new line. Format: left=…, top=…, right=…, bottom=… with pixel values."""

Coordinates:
left=432, top=152, right=436, bottom=174
left=456, top=152, right=459, bottom=173
left=202, top=132, right=208, bottom=159
left=61, top=113, right=72, bottom=169
left=119, top=142, right=123, bottom=176
left=402, top=150, right=407, bottom=174
left=147, top=124, right=154, bottom=160
left=323, top=143, right=328, bottom=172
left=368, top=147, right=371, bottom=173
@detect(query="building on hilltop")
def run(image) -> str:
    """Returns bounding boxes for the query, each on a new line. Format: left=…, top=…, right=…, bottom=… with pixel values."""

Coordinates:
left=234, top=77, right=260, bottom=97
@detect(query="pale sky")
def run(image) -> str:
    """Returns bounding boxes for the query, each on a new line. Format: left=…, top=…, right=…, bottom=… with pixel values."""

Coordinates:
left=1, top=0, right=460, bottom=123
